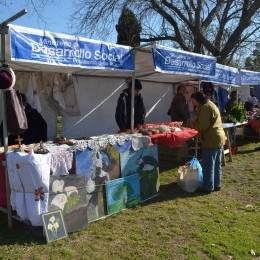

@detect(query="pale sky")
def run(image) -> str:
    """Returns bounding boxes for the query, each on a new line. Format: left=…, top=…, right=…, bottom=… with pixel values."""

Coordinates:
left=0, top=1, right=116, bottom=42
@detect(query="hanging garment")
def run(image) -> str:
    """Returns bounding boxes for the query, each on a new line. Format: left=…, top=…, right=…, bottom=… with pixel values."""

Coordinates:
left=26, top=73, right=42, bottom=113
left=6, top=89, right=28, bottom=135
left=52, top=74, right=66, bottom=110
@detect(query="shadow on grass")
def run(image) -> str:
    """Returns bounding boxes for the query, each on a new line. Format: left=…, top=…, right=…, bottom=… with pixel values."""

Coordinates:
left=141, top=181, right=206, bottom=208
left=236, top=149, right=260, bottom=154
left=0, top=213, right=46, bottom=245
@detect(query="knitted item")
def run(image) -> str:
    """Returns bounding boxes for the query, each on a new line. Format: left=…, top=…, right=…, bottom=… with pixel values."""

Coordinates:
left=0, top=65, right=16, bottom=90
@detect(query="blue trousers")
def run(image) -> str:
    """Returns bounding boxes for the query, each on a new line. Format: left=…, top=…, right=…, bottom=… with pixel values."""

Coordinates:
left=202, top=147, right=223, bottom=192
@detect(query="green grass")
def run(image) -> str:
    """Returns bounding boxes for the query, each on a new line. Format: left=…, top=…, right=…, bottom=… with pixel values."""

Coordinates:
left=0, top=138, right=259, bottom=259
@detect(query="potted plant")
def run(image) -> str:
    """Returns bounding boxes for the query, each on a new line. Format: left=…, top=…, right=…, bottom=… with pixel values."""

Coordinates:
left=227, top=104, right=247, bottom=123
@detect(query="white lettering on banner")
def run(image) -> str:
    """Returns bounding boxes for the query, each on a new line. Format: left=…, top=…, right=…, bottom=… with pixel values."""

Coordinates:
left=31, top=43, right=93, bottom=59
left=243, top=75, right=260, bottom=82
left=30, top=42, right=123, bottom=63
left=94, top=51, right=123, bottom=61
left=164, top=56, right=212, bottom=71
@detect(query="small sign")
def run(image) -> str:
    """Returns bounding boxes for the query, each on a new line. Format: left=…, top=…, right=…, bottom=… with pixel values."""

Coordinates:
left=42, top=210, right=68, bottom=243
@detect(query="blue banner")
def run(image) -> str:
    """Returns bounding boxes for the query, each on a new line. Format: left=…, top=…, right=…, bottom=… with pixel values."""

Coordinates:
left=153, top=45, right=216, bottom=76
left=9, top=25, right=134, bottom=71
left=202, top=63, right=240, bottom=87
left=240, top=69, right=260, bottom=86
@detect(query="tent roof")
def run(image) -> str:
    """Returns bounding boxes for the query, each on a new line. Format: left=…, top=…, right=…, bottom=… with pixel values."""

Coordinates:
left=135, top=46, right=216, bottom=83
left=240, top=69, right=260, bottom=86
left=1, top=24, right=134, bottom=78
left=201, top=63, right=240, bottom=87
left=1, top=25, right=218, bottom=83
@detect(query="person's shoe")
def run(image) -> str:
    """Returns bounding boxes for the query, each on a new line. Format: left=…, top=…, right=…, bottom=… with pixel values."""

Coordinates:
left=196, top=188, right=212, bottom=195
left=214, top=187, right=221, bottom=191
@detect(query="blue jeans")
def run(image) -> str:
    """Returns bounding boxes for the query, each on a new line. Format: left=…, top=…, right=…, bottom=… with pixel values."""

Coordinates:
left=202, top=147, right=223, bottom=192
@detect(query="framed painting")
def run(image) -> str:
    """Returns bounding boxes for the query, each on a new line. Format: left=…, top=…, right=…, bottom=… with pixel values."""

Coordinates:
left=42, top=210, right=68, bottom=243
left=48, top=175, right=88, bottom=233
left=75, top=146, right=120, bottom=222
left=120, top=145, right=160, bottom=202
left=106, top=174, right=141, bottom=215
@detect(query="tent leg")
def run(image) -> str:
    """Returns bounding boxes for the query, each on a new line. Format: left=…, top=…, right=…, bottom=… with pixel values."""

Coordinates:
left=2, top=159, right=12, bottom=228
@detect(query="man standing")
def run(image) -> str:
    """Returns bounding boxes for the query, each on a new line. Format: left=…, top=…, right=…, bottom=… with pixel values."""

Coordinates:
left=115, top=79, right=146, bottom=132
left=169, top=84, right=190, bottom=125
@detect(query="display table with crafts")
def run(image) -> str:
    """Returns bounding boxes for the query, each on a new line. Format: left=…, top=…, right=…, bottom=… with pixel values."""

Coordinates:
left=1, top=133, right=160, bottom=232
left=137, top=122, right=198, bottom=163
left=139, top=122, right=198, bottom=147
left=222, top=122, right=247, bottom=165
left=1, top=123, right=199, bottom=231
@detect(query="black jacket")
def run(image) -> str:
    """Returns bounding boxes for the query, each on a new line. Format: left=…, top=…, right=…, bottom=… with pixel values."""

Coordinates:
left=170, top=93, right=190, bottom=123
left=115, top=89, right=146, bottom=131
left=8, top=103, right=47, bottom=145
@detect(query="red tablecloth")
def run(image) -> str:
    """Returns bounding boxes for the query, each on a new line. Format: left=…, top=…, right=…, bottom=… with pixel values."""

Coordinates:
left=142, top=123, right=198, bottom=147
left=248, top=118, right=260, bottom=133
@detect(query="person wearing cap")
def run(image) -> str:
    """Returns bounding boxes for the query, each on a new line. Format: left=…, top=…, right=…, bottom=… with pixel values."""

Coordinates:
left=115, top=79, right=146, bottom=132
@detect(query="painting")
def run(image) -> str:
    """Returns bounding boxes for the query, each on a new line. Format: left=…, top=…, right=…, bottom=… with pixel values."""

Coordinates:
left=75, top=145, right=120, bottom=222
left=48, top=175, right=88, bottom=233
left=120, top=145, right=160, bottom=201
left=106, top=174, right=141, bottom=215
left=42, top=210, right=68, bottom=243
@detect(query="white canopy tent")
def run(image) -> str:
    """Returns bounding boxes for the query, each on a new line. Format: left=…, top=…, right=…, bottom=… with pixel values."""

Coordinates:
left=200, top=63, right=241, bottom=110
left=1, top=21, right=219, bottom=228
left=201, top=63, right=240, bottom=88
left=239, top=69, right=260, bottom=103
left=135, top=44, right=216, bottom=83
left=1, top=26, right=218, bottom=139
left=0, top=24, right=136, bottom=139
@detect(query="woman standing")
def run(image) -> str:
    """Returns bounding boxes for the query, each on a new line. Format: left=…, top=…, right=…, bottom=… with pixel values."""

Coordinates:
left=190, top=92, right=226, bottom=193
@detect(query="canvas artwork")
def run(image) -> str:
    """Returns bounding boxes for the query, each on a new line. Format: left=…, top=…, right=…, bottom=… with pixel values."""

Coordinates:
left=120, top=145, right=160, bottom=202
left=106, top=174, right=141, bottom=215
left=42, top=210, right=68, bottom=243
left=75, top=145, right=120, bottom=222
left=48, top=175, right=88, bottom=233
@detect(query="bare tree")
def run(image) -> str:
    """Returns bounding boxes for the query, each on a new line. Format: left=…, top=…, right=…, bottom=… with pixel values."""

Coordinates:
left=244, top=43, right=260, bottom=70
left=70, top=0, right=260, bottom=64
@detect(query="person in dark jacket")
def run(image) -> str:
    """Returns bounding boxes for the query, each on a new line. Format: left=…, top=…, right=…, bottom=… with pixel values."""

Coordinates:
left=115, top=79, right=146, bottom=132
left=8, top=93, right=47, bottom=145
left=169, top=84, right=190, bottom=125
left=225, top=90, right=237, bottom=115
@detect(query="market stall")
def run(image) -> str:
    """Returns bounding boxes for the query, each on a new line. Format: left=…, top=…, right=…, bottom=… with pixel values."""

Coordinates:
left=240, top=69, right=260, bottom=138
left=1, top=24, right=218, bottom=233
left=0, top=23, right=137, bottom=229
left=134, top=45, right=216, bottom=162
left=3, top=134, right=158, bottom=232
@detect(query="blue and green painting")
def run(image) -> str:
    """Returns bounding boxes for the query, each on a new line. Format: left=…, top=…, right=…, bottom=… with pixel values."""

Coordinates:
left=75, top=144, right=120, bottom=222
left=120, top=145, right=160, bottom=201
left=106, top=174, right=141, bottom=215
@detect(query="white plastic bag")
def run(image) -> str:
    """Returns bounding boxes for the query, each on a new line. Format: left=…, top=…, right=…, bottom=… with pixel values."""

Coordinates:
left=177, top=163, right=199, bottom=192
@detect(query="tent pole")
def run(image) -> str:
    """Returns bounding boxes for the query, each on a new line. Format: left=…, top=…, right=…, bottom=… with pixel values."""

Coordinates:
left=130, top=43, right=151, bottom=134
left=0, top=9, right=27, bottom=228
left=130, top=50, right=136, bottom=134
left=1, top=25, right=13, bottom=228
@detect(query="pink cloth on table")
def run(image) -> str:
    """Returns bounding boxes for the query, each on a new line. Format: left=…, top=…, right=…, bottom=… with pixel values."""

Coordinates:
left=47, top=145, right=73, bottom=175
